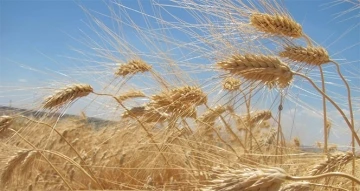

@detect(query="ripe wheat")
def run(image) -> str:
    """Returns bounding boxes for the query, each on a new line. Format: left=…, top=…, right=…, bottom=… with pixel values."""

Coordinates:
left=279, top=46, right=330, bottom=65
left=217, top=54, right=293, bottom=88
left=43, top=84, right=93, bottom=109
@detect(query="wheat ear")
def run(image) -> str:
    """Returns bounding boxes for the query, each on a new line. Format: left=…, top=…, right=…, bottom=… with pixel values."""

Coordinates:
left=149, top=86, right=207, bottom=113
left=250, top=13, right=303, bottom=38
left=249, top=110, right=272, bottom=125
left=198, top=106, right=226, bottom=125
left=115, top=59, right=152, bottom=77
left=279, top=46, right=330, bottom=65
left=0, top=115, right=13, bottom=133
left=43, top=84, right=93, bottom=109
left=310, top=152, right=355, bottom=175
left=205, top=167, right=287, bottom=191
left=116, top=90, right=146, bottom=103
left=217, top=54, right=293, bottom=88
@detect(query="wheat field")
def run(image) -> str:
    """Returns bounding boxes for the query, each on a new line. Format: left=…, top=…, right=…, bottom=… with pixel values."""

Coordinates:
left=0, top=0, right=359, bottom=190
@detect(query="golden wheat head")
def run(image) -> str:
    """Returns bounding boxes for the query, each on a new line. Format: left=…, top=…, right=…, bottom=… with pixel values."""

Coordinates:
left=250, top=13, right=303, bottom=38
left=279, top=46, right=330, bottom=65
left=150, top=86, right=207, bottom=113
left=0, top=115, right=13, bottom=133
left=217, top=54, right=293, bottom=88
left=43, top=84, right=93, bottom=109
left=116, top=90, right=146, bottom=103
left=199, top=106, right=226, bottom=125
left=115, top=59, right=152, bottom=77
left=249, top=110, right=272, bottom=124
left=205, top=167, right=286, bottom=191
left=310, top=152, right=355, bottom=175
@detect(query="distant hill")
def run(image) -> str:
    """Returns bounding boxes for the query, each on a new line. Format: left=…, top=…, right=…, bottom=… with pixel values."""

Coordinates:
left=0, top=106, right=113, bottom=128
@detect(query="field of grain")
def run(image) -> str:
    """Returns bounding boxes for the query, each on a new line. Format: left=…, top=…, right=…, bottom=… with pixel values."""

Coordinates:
left=0, top=0, right=359, bottom=190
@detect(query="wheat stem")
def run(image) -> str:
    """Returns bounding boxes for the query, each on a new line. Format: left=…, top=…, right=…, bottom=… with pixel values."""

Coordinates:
left=319, top=66, right=328, bottom=156
left=287, top=172, right=360, bottom=185
left=329, top=60, right=356, bottom=190
left=294, top=72, right=360, bottom=146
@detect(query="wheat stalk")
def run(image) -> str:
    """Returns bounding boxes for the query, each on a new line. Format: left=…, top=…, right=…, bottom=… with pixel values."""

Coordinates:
left=115, top=59, right=152, bottom=77
left=279, top=46, right=330, bottom=65
left=250, top=13, right=303, bottom=38
left=217, top=54, right=293, bottom=88
left=43, top=84, right=93, bottom=109
left=310, top=152, right=355, bottom=175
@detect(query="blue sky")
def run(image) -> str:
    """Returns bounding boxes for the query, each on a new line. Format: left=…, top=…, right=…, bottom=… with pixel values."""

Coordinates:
left=0, top=0, right=359, bottom=146
left=0, top=0, right=358, bottom=83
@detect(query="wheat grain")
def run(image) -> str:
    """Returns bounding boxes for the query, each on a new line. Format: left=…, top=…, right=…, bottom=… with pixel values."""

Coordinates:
left=279, top=46, right=330, bottom=65
left=43, top=84, right=93, bottom=109
left=115, top=59, right=152, bottom=77
left=217, top=54, right=293, bottom=88
left=250, top=13, right=303, bottom=38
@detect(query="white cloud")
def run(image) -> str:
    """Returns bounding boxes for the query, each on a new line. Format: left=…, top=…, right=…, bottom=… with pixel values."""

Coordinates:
left=18, top=79, right=27, bottom=83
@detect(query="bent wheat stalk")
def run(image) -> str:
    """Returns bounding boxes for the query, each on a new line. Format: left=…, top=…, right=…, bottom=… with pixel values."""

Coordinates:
left=294, top=72, right=360, bottom=146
